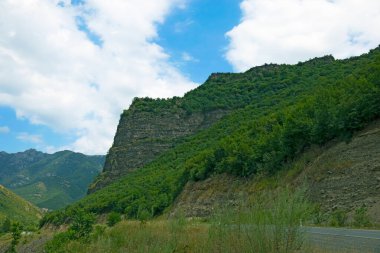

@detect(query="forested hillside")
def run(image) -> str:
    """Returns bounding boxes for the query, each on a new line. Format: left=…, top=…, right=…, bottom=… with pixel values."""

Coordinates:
left=0, top=150, right=104, bottom=210
left=42, top=46, right=380, bottom=225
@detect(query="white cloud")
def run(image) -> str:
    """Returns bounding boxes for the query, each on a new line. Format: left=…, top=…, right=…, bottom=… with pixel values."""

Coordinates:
left=174, top=19, right=194, bottom=33
left=226, top=0, right=380, bottom=71
left=0, top=0, right=197, bottom=154
left=17, top=132, right=43, bottom=144
left=0, top=126, right=10, bottom=134
left=181, top=52, right=198, bottom=62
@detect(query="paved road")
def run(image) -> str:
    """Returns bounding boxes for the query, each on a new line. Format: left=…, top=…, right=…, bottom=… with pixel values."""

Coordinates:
left=304, top=226, right=380, bottom=253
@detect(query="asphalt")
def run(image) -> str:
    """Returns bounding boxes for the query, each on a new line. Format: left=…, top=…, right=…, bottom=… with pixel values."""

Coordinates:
left=304, top=226, right=380, bottom=253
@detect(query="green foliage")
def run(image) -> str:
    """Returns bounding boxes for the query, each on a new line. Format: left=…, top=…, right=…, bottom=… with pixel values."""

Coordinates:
left=311, top=206, right=326, bottom=225
left=6, top=221, right=22, bottom=253
left=329, top=209, right=348, bottom=227
left=68, top=209, right=96, bottom=240
left=353, top=206, right=371, bottom=228
left=45, top=209, right=96, bottom=253
left=42, top=188, right=312, bottom=253
left=42, top=46, right=380, bottom=226
left=208, top=188, right=311, bottom=253
left=138, top=208, right=152, bottom=223
left=0, top=185, right=41, bottom=229
left=91, top=224, right=106, bottom=240
left=45, top=231, right=73, bottom=253
left=1, top=217, right=11, bottom=233
left=107, top=212, right=121, bottom=227
left=0, top=150, right=104, bottom=210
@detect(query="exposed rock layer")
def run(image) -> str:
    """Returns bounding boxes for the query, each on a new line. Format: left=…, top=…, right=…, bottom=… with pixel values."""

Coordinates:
left=170, top=120, right=380, bottom=224
left=89, top=107, right=228, bottom=192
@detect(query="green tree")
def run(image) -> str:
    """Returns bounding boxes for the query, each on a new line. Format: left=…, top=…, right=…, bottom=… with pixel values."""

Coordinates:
left=107, top=212, right=121, bottom=227
left=68, top=209, right=95, bottom=240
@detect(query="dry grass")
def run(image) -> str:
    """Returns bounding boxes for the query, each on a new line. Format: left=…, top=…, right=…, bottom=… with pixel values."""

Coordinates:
left=45, top=188, right=312, bottom=253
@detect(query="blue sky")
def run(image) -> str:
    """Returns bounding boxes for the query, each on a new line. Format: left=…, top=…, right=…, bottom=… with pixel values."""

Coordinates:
left=156, top=0, right=241, bottom=83
left=1, top=0, right=379, bottom=154
left=0, top=107, right=75, bottom=153
left=0, top=0, right=242, bottom=154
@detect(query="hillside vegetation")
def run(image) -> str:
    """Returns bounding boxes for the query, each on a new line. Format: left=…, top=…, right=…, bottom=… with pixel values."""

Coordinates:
left=0, top=150, right=105, bottom=210
left=170, top=118, right=380, bottom=225
left=42, top=46, right=380, bottom=225
left=0, top=185, right=42, bottom=228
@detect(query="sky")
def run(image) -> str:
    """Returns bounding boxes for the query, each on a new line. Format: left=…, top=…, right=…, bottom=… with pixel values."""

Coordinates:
left=0, top=0, right=380, bottom=155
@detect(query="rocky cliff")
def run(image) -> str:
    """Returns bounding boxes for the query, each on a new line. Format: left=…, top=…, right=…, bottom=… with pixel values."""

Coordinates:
left=89, top=98, right=228, bottom=192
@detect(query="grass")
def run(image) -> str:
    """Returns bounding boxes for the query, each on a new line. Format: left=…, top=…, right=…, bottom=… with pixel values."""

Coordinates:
left=45, top=188, right=313, bottom=253
left=0, top=185, right=42, bottom=229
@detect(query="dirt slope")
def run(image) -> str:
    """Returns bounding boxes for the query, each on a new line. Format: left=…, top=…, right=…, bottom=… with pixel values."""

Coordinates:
left=170, top=120, right=380, bottom=224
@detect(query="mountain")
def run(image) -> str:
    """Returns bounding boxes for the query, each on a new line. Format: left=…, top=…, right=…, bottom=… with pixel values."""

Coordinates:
left=0, top=150, right=105, bottom=210
left=89, top=100, right=228, bottom=192
left=0, top=184, right=42, bottom=228
left=89, top=55, right=339, bottom=192
left=43, top=46, right=380, bottom=225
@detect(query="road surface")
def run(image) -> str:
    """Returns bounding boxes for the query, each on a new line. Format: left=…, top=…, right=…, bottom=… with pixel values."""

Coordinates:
left=304, top=226, right=380, bottom=253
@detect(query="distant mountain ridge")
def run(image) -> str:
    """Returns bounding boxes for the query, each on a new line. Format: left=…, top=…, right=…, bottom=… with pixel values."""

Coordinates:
left=0, top=149, right=105, bottom=210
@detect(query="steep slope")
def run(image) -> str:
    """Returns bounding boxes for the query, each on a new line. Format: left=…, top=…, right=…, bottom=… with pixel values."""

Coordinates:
left=90, top=106, right=228, bottom=192
left=301, top=119, right=380, bottom=223
left=0, top=150, right=105, bottom=210
left=170, top=119, right=380, bottom=224
left=91, top=55, right=346, bottom=192
left=43, top=46, right=380, bottom=225
left=0, top=185, right=42, bottom=227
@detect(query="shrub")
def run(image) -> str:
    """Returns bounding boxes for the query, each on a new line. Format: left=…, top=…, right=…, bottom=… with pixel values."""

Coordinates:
left=6, top=222, right=22, bottom=253
left=107, top=212, right=121, bottom=227
left=69, top=209, right=95, bottom=240
left=45, top=232, right=72, bottom=253
left=353, top=206, right=371, bottom=228
left=329, top=209, right=347, bottom=227
left=137, top=209, right=151, bottom=224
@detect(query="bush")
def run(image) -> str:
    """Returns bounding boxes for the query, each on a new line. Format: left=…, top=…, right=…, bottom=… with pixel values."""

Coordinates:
left=311, top=205, right=327, bottom=225
left=69, top=209, right=95, bottom=240
left=6, top=222, right=22, bottom=253
left=45, top=232, right=72, bottom=253
left=107, top=212, right=121, bottom=227
left=329, top=209, right=347, bottom=227
left=45, top=210, right=96, bottom=252
left=353, top=206, right=371, bottom=228
left=137, top=209, right=151, bottom=224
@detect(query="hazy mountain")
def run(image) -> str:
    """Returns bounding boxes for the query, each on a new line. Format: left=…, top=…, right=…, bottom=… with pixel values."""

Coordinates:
left=0, top=149, right=105, bottom=210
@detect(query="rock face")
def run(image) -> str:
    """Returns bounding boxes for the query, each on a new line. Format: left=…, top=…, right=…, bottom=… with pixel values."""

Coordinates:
left=89, top=102, right=228, bottom=193
left=170, top=174, right=252, bottom=218
left=170, top=120, right=380, bottom=224
left=303, top=119, right=380, bottom=224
